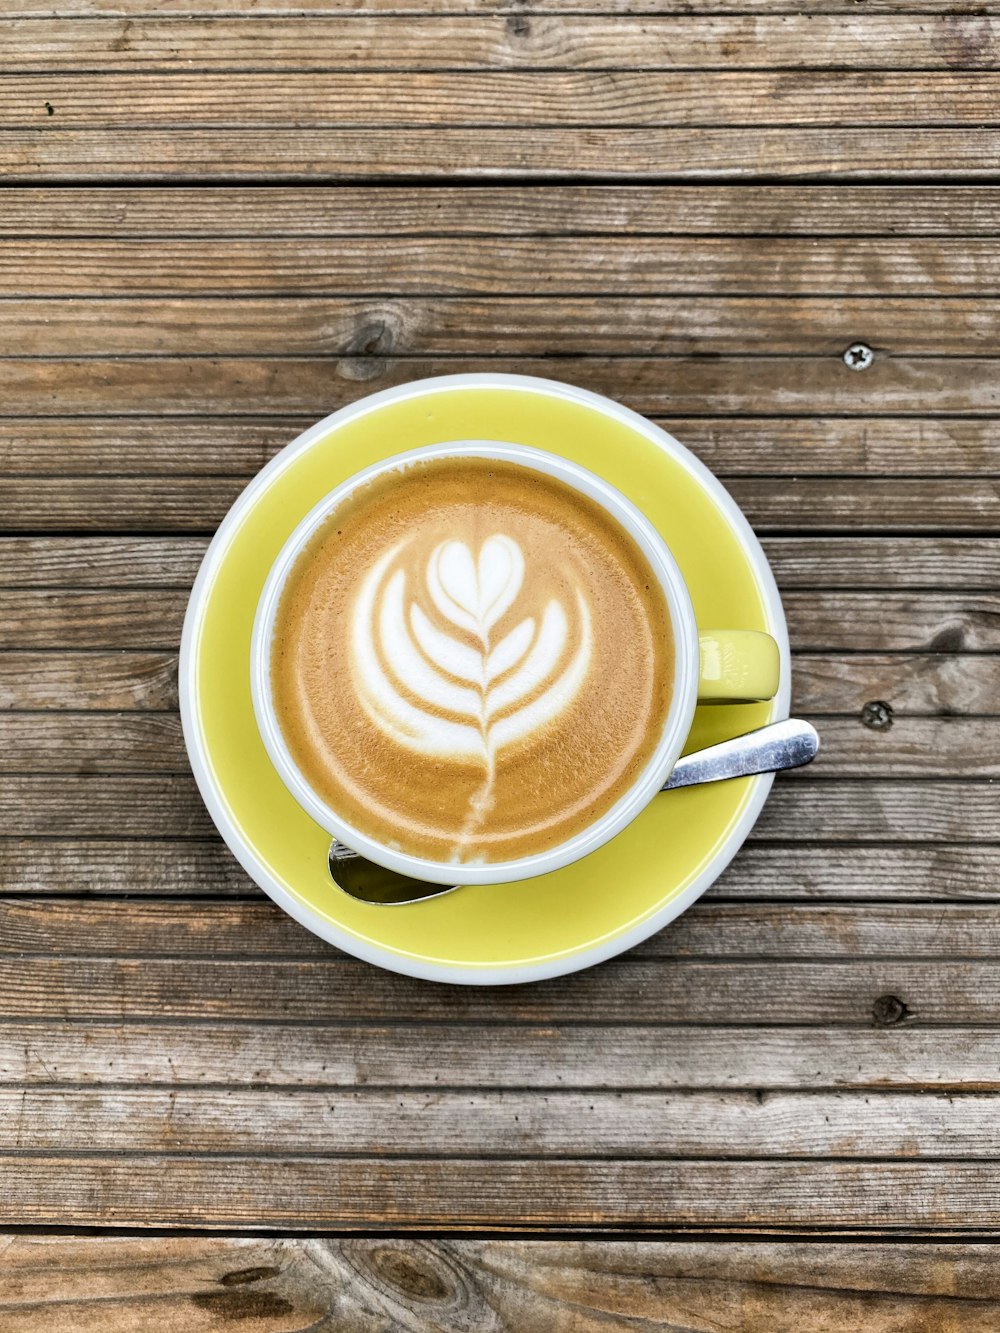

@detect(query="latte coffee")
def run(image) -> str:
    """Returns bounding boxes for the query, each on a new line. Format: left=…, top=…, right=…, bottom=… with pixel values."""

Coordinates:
left=269, top=456, right=673, bottom=864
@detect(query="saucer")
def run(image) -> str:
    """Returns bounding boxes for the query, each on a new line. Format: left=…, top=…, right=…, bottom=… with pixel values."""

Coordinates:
left=180, top=375, right=790, bottom=985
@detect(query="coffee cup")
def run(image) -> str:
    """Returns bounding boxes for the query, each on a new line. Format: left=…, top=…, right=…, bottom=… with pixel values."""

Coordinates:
left=251, top=441, right=778, bottom=886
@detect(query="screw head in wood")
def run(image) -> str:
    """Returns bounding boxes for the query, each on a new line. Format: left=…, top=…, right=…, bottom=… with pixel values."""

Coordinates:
left=843, top=343, right=874, bottom=371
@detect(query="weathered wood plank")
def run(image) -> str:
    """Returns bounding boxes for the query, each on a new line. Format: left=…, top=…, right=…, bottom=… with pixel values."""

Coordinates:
left=6, top=71, right=1000, bottom=129
left=0, top=953, right=892, bottom=1023
left=1, top=712, right=996, bottom=779
left=0, top=591, right=189, bottom=648
left=5, top=296, right=999, bottom=360
left=680, top=420, right=1000, bottom=478
left=783, top=593, right=1000, bottom=653
left=3, top=186, right=998, bottom=237
left=3, top=1156, right=1000, bottom=1227
left=0, top=653, right=178, bottom=710
left=6, top=420, right=1000, bottom=479
left=764, top=538, right=1000, bottom=588
left=0, top=946, right=996, bottom=1023
left=3, top=1237, right=1000, bottom=1333
left=4, top=590, right=995, bottom=651
left=0, top=840, right=255, bottom=897
left=4, top=1020, right=1000, bottom=1091
left=792, top=654, right=1000, bottom=715
left=9, top=0, right=1000, bottom=12
left=0, top=1086, right=996, bottom=1158
left=3, top=17, right=997, bottom=73
left=2, top=898, right=997, bottom=960
left=0, top=421, right=291, bottom=478
left=0, top=1235, right=322, bottom=1333
left=5, top=296, right=1000, bottom=359
left=4, top=475, right=996, bottom=533
left=11, top=127, right=1000, bottom=180
left=3, top=239, right=998, bottom=296
left=1, top=537, right=996, bottom=591
left=717, top=845, right=1000, bottom=903
left=2, top=359, right=999, bottom=420
left=2, top=840, right=997, bottom=902
left=0, top=713, right=188, bottom=773
left=0, top=538, right=205, bottom=584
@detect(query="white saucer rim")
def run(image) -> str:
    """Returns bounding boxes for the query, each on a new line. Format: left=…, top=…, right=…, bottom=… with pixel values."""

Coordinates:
left=179, top=373, right=791, bottom=986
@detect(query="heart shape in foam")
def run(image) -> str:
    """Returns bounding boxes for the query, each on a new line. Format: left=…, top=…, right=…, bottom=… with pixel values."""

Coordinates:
left=428, top=535, right=524, bottom=639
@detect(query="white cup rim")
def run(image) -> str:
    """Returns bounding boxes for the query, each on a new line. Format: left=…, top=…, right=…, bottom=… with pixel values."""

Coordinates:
left=250, top=440, right=700, bottom=885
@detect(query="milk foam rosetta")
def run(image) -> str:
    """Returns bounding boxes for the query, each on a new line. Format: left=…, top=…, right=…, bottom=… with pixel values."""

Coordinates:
left=270, top=458, right=673, bottom=864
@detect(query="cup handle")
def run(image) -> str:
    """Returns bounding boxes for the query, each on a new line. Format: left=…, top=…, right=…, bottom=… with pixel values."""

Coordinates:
left=697, top=630, right=780, bottom=704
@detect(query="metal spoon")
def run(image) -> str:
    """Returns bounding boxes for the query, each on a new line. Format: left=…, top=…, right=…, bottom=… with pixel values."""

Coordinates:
left=328, top=717, right=819, bottom=905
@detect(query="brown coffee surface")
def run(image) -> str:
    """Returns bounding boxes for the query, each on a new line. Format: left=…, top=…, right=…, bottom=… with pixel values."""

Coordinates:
left=270, top=457, right=673, bottom=864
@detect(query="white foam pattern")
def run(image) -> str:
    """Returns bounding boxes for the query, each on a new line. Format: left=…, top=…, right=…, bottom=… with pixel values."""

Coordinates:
left=350, top=534, right=591, bottom=768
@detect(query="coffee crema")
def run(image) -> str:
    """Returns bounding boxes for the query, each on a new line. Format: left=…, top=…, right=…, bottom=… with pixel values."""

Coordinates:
left=270, top=457, right=674, bottom=864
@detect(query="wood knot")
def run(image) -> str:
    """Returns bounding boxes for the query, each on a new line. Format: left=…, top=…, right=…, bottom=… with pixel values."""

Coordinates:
left=929, top=626, right=965, bottom=653
left=345, top=318, right=394, bottom=358
left=507, top=13, right=531, bottom=37
left=219, top=1266, right=281, bottom=1286
left=339, top=317, right=395, bottom=380
left=861, top=700, right=893, bottom=731
left=339, top=1240, right=469, bottom=1312
left=873, top=994, right=911, bottom=1026
left=372, top=1247, right=451, bottom=1301
left=191, top=1291, right=295, bottom=1321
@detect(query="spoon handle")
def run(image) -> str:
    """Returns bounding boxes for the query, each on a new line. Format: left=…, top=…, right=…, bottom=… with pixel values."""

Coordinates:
left=662, top=718, right=819, bottom=791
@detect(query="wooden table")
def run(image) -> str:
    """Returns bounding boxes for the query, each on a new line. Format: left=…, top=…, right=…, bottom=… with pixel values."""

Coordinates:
left=2, top=1, right=999, bottom=1326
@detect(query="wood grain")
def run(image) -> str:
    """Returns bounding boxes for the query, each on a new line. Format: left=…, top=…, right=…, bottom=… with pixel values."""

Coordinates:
left=792, top=654, right=1000, bottom=715
left=0, top=591, right=188, bottom=648
left=4, top=238, right=998, bottom=296
left=6, top=71, right=1000, bottom=129
left=11, top=129, right=1000, bottom=180
left=3, top=1237, right=1000, bottom=1333
left=0, top=653, right=178, bottom=710
left=4, top=186, right=999, bottom=236
left=0, top=653, right=179, bottom=710
left=2, top=1086, right=998, bottom=1158
left=4, top=1020, right=1000, bottom=1090
left=5, top=420, right=1000, bottom=478
left=3, top=296, right=998, bottom=358
left=4, top=1156, right=1000, bottom=1227
left=3, top=16, right=997, bottom=73
left=1, top=358, right=999, bottom=421
left=0, top=538, right=203, bottom=584
left=762, top=538, right=1000, bottom=588
left=9, top=0, right=1000, bottom=12
left=3, top=897, right=998, bottom=959
left=0, top=948, right=997, bottom=1026
left=717, top=845, right=1000, bottom=902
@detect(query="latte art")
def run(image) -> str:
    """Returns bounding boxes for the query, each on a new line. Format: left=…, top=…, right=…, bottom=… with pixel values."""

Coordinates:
left=269, top=456, right=673, bottom=865
left=351, top=536, right=591, bottom=784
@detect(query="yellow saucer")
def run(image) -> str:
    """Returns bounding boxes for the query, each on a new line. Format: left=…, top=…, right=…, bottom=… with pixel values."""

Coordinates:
left=180, top=375, right=790, bottom=984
